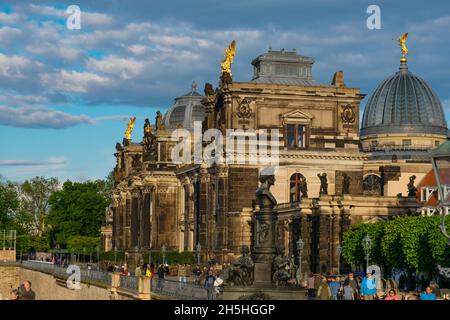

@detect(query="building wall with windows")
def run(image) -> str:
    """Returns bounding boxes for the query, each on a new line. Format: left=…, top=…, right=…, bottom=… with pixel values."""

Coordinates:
left=103, top=49, right=447, bottom=274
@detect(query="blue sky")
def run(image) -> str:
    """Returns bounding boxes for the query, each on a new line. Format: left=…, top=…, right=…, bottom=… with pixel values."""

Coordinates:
left=0, top=0, right=449, bottom=182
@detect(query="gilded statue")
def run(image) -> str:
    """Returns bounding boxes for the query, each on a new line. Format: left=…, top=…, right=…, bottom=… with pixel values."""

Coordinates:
left=124, top=116, right=136, bottom=140
left=396, top=32, right=408, bottom=57
left=220, top=40, right=236, bottom=77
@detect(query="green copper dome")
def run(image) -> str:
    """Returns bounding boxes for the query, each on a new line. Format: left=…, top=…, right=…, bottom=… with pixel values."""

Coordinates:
left=361, top=61, right=447, bottom=137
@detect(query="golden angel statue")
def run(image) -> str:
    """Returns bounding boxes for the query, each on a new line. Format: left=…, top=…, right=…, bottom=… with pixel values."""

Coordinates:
left=124, top=116, right=136, bottom=140
left=397, top=32, right=408, bottom=56
left=220, top=40, right=236, bottom=76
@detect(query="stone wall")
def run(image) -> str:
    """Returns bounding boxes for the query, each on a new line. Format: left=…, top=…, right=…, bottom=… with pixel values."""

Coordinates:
left=0, top=266, right=19, bottom=299
left=0, top=266, right=115, bottom=300
left=0, top=250, right=16, bottom=261
left=228, top=167, right=259, bottom=212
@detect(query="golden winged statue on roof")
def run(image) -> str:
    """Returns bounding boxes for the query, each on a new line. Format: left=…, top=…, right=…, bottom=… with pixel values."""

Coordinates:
left=124, top=116, right=136, bottom=140
left=220, top=40, right=236, bottom=77
left=397, top=32, right=409, bottom=57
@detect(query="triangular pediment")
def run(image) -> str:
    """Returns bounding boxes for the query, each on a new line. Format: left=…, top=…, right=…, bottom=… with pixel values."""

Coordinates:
left=282, top=109, right=313, bottom=120
left=281, top=110, right=313, bottom=124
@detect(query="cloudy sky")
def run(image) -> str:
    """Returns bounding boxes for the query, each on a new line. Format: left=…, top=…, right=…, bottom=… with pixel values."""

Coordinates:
left=0, top=0, right=449, bottom=182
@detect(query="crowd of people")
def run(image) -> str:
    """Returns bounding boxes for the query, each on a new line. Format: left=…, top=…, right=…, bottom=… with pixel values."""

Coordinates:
left=307, top=271, right=444, bottom=300
left=109, top=262, right=224, bottom=300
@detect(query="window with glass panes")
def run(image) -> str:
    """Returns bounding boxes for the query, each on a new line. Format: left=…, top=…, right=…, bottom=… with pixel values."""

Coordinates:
left=290, top=173, right=304, bottom=202
left=286, top=124, right=307, bottom=149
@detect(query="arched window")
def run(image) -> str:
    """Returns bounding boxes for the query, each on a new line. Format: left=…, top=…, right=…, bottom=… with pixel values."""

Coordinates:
left=290, top=173, right=305, bottom=202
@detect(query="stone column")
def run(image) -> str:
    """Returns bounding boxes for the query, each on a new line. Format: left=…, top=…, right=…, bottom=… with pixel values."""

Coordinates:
left=130, top=190, right=139, bottom=249
left=142, top=190, right=151, bottom=249
left=199, top=165, right=210, bottom=263
left=252, top=174, right=278, bottom=287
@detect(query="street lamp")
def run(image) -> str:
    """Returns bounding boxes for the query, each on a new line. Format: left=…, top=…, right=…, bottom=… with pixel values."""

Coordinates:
left=114, top=246, right=118, bottom=265
left=96, top=246, right=100, bottom=270
left=430, top=141, right=450, bottom=244
left=196, top=243, right=201, bottom=265
left=337, top=244, right=343, bottom=274
left=362, top=234, right=372, bottom=271
left=161, top=245, right=166, bottom=265
left=296, top=238, right=304, bottom=284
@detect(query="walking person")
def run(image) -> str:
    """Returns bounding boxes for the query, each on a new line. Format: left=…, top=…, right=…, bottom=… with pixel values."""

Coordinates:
left=317, top=277, right=332, bottom=300
left=157, top=264, right=166, bottom=291
left=192, top=264, right=202, bottom=286
left=307, top=273, right=316, bottom=298
left=360, top=272, right=377, bottom=300
left=214, top=273, right=224, bottom=300
left=204, top=269, right=216, bottom=300
left=328, top=276, right=341, bottom=300
left=347, top=272, right=359, bottom=300
left=342, top=280, right=355, bottom=300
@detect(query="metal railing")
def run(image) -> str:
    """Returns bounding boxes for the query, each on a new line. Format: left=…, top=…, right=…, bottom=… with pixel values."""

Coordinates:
left=19, top=260, right=112, bottom=286
left=151, top=278, right=209, bottom=300
left=0, top=230, right=16, bottom=250
left=119, top=275, right=139, bottom=293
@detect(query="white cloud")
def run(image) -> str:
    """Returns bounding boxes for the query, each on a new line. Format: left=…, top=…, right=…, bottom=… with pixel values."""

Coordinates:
left=0, top=105, right=94, bottom=129
left=0, top=12, right=22, bottom=24
left=40, top=70, right=111, bottom=93
left=0, top=53, right=42, bottom=79
left=86, top=55, right=144, bottom=80
left=0, top=157, right=67, bottom=166
left=28, top=4, right=113, bottom=27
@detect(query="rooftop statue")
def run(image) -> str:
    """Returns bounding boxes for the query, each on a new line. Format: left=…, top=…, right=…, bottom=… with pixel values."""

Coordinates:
left=396, top=32, right=409, bottom=57
left=220, top=40, right=236, bottom=77
left=124, top=116, right=136, bottom=141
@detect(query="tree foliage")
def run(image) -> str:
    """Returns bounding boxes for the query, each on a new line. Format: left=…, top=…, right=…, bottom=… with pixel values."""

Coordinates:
left=47, top=181, right=109, bottom=247
left=19, top=176, right=59, bottom=236
left=342, top=215, right=450, bottom=273
left=0, top=179, right=19, bottom=229
left=66, top=235, right=101, bottom=255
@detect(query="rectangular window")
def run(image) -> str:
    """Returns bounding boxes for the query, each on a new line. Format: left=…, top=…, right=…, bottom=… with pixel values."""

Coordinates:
left=402, top=139, right=412, bottom=146
left=285, top=124, right=307, bottom=149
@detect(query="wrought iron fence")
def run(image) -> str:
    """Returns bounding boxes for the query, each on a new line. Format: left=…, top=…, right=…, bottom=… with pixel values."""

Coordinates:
left=81, top=269, right=112, bottom=286
left=0, top=230, right=16, bottom=250
left=151, top=278, right=209, bottom=300
left=119, top=275, right=139, bottom=293
left=20, top=260, right=112, bottom=286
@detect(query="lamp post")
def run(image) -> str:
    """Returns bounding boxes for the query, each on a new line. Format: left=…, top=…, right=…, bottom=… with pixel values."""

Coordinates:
left=430, top=141, right=450, bottom=244
left=196, top=243, right=201, bottom=265
left=114, top=246, right=117, bottom=265
left=96, top=246, right=100, bottom=271
left=362, top=234, right=372, bottom=271
left=337, top=244, right=342, bottom=274
left=296, top=238, right=304, bottom=283
left=161, top=245, right=166, bottom=265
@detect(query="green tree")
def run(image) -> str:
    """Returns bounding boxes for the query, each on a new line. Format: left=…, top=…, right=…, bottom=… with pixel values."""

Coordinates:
left=94, top=171, right=115, bottom=202
left=342, top=220, right=385, bottom=268
left=66, top=235, right=100, bottom=255
left=19, top=176, right=59, bottom=236
left=343, top=215, right=450, bottom=274
left=0, top=178, right=19, bottom=229
left=47, top=181, right=109, bottom=247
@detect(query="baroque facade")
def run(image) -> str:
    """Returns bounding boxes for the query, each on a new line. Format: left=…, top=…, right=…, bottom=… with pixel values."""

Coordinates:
left=102, top=45, right=448, bottom=274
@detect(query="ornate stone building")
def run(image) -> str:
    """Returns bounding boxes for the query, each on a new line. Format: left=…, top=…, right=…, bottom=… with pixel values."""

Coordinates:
left=102, top=45, right=448, bottom=274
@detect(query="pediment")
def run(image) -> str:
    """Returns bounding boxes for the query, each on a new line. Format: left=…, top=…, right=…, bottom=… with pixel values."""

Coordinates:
left=281, top=109, right=313, bottom=124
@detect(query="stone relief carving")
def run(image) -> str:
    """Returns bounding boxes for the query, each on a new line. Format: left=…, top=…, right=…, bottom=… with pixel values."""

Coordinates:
left=363, top=174, right=382, bottom=195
